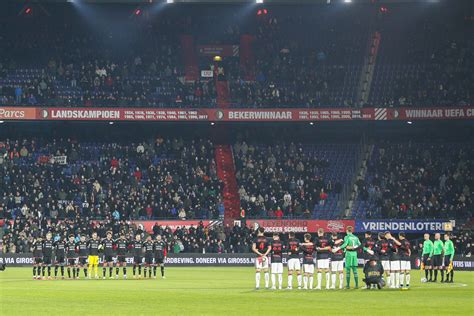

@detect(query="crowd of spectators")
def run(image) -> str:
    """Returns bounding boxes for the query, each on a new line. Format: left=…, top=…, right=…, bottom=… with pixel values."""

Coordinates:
left=1, top=3, right=471, bottom=108
left=234, top=141, right=343, bottom=218
left=0, top=137, right=223, bottom=221
left=1, top=218, right=254, bottom=255
left=354, top=142, right=473, bottom=219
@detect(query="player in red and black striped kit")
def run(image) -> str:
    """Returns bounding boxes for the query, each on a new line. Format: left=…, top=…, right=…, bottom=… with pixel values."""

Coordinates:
left=314, top=229, right=331, bottom=290
left=270, top=233, right=283, bottom=290
left=363, top=232, right=377, bottom=262
left=31, top=237, right=43, bottom=280
left=252, top=227, right=271, bottom=290
left=375, top=232, right=391, bottom=287
left=300, top=233, right=315, bottom=290
left=66, top=234, right=77, bottom=279
left=398, top=232, right=411, bottom=289
left=132, top=234, right=144, bottom=279
left=143, top=236, right=155, bottom=278
left=286, top=232, right=302, bottom=290
left=385, top=231, right=402, bottom=288
left=101, top=231, right=115, bottom=279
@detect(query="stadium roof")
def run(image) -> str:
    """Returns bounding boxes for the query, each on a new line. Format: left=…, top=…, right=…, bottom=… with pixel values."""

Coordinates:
left=6, top=0, right=444, bottom=4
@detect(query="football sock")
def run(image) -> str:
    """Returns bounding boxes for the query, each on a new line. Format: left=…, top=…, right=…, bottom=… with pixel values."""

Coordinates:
left=109, top=267, right=113, bottom=277
left=288, top=275, right=293, bottom=287
left=339, top=273, right=344, bottom=288
left=425, top=270, right=429, bottom=279
left=278, top=274, right=282, bottom=288
left=309, top=276, right=314, bottom=289
left=317, top=272, right=322, bottom=288
left=271, top=274, right=276, bottom=288
left=345, top=266, right=351, bottom=287
left=55, top=266, right=58, bottom=277
left=48, top=267, right=51, bottom=277
left=84, top=268, right=88, bottom=277
left=255, top=272, right=261, bottom=288
left=429, top=270, right=433, bottom=280
left=352, top=267, right=358, bottom=287
left=399, top=272, right=405, bottom=287
left=153, top=266, right=157, bottom=277
left=434, top=270, right=438, bottom=281
left=116, top=267, right=120, bottom=276
left=103, top=267, right=106, bottom=277
left=133, top=266, right=136, bottom=276
left=161, top=266, right=165, bottom=277
left=264, top=272, right=269, bottom=288
left=123, top=267, right=127, bottom=276
left=303, top=276, right=308, bottom=288
left=297, top=274, right=302, bottom=287
left=33, top=267, right=36, bottom=278
left=325, top=272, right=330, bottom=288
left=406, top=273, right=410, bottom=286
left=450, top=270, right=454, bottom=282
left=331, top=273, right=336, bottom=287
left=61, top=266, right=64, bottom=277
left=395, top=272, right=400, bottom=287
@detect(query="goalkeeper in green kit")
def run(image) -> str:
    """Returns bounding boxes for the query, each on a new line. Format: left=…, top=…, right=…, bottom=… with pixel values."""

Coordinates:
left=332, top=226, right=373, bottom=289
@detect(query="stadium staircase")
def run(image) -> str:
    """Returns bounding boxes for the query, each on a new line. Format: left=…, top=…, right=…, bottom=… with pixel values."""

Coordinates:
left=181, top=35, right=199, bottom=81
left=215, top=144, right=241, bottom=225
left=356, top=31, right=381, bottom=105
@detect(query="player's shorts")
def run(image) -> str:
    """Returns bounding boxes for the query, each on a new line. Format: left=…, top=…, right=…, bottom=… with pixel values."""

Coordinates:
left=34, top=257, right=42, bottom=264
left=103, top=255, right=114, bottom=263
left=443, top=256, right=452, bottom=267
left=303, top=264, right=314, bottom=274
left=43, top=256, right=52, bottom=265
left=117, top=255, right=127, bottom=263
left=432, top=254, right=442, bottom=267
left=67, top=258, right=77, bottom=266
left=255, top=256, right=269, bottom=270
left=78, top=257, right=88, bottom=266
left=316, top=258, right=330, bottom=269
left=55, top=256, right=65, bottom=265
left=154, top=257, right=164, bottom=265
left=400, top=260, right=411, bottom=271
left=390, top=260, right=400, bottom=271
left=381, top=260, right=390, bottom=271
left=145, top=255, right=154, bottom=265
left=345, top=252, right=358, bottom=267
left=331, top=260, right=344, bottom=272
left=422, top=254, right=431, bottom=266
left=287, top=258, right=301, bottom=271
left=88, top=255, right=99, bottom=266
left=271, top=262, right=283, bottom=274
left=133, top=256, right=143, bottom=265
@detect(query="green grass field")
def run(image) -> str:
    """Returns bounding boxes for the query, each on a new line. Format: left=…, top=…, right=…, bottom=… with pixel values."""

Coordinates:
left=1, top=267, right=473, bottom=315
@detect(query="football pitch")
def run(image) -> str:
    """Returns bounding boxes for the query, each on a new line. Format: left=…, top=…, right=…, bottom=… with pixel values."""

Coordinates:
left=0, top=267, right=473, bottom=315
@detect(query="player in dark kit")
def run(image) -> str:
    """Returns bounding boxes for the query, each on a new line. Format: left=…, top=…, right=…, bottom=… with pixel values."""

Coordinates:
left=42, top=232, right=54, bottom=279
left=31, top=237, right=43, bottom=280
left=363, top=232, right=377, bottom=262
left=115, top=234, right=129, bottom=279
left=398, top=233, right=411, bottom=288
left=143, top=236, right=155, bottom=278
left=374, top=232, right=391, bottom=287
left=153, top=235, right=167, bottom=279
left=300, top=233, right=315, bottom=290
left=252, top=227, right=271, bottom=290
left=314, top=228, right=331, bottom=290
left=54, top=237, right=66, bottom=279
left=286, top=232, right=301, bottom=290
left=132, top=234, right=144, bottom=279
left=270, top=233, right=283, bottom=290
left=77, top=235, right=89, bottom=278
left=66, top=234, right=78, bottom=279
left=101, top=231, right=115, bottom=279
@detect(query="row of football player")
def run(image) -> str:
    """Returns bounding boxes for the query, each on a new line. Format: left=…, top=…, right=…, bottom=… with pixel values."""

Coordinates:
left=30, top=231, right=168, bottom=280
left=250, top=228, right=455, bottom=290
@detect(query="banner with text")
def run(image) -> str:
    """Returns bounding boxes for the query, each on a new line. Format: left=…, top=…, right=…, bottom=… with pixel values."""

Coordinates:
left=197, top=45, right=239, bottom=57
left=355, top=220, right=453, bottom=233
left=0, top=106, right=473, bottom=122
left=246, top=219, right=355, bottom=233
left=1, top=253, right=473, bottom=270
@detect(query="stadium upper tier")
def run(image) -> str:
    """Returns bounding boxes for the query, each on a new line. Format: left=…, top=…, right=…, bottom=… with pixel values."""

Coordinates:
left=0, top=3, right=472, bottom=108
